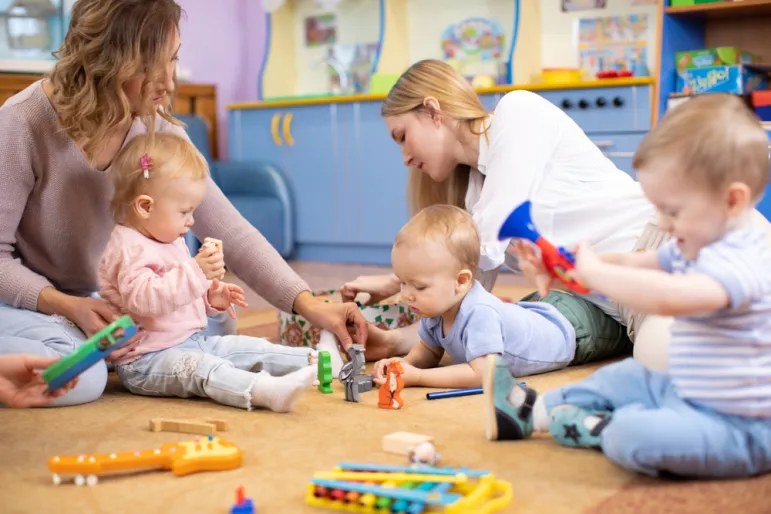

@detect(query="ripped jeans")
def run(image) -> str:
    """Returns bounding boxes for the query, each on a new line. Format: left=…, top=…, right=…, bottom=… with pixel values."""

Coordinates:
left=115, top=332, right=314, bottom=409
left=0, top=302, right=236, bottom=407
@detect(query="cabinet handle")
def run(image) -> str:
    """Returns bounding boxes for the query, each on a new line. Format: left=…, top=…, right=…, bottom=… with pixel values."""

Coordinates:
left=271, top=113, right=282, bottom=146
left=282, top=113, right=294, bottom=146
left=603, top=152, right=635, bottom=157
left=592, top=140, right=613, bottom=148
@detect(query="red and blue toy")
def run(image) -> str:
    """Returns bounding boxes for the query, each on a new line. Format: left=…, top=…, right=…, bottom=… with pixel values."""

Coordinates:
left=498, top=200, right=590, bottom=294
left=230, top=486, right=255, bottom=514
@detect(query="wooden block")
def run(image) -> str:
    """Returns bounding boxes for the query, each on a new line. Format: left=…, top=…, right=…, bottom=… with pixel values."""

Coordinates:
left=200, top=418, right=229, bottom=431
left=382, top=432, right=433, bottom=455
left=149, top=418, right=217, bottom=435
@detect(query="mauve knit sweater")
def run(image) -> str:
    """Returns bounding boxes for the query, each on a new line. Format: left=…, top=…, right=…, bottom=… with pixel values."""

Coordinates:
left=0, top=81, right=309, bottom=313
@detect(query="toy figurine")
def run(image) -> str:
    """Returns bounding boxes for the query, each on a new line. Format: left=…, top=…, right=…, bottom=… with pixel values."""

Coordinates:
left=317, top=351, right=334, bottom=394
left=498, top=200, right=589, bottom=294
left=338, top=344, right=373, bottom=402
left=408, top=441, right=442, bottom=467
left=377, top=360, right=404, bottom=409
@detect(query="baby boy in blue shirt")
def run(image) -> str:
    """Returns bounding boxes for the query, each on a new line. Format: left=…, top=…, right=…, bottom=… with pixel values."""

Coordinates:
left=372, top=204, right=629, bottom=389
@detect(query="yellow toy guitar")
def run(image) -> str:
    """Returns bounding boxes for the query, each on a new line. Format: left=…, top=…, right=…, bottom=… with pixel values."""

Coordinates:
left=48, top=435, right=242, bottom=486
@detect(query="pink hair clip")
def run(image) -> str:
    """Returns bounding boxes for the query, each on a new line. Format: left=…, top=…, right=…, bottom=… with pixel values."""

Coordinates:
left=140, top=153, right=152, bottom=179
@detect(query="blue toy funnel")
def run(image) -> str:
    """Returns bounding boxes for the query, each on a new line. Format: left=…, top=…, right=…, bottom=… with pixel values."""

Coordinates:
left=498, top=200, right=539, bottom=242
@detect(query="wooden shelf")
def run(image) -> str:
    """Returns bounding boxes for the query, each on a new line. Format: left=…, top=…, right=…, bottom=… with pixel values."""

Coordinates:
left=665, top=0, right=771, bottom=19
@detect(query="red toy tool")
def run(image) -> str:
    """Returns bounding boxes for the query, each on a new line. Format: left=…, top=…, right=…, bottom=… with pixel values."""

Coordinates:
left=498, top=200, right=590, bottom=294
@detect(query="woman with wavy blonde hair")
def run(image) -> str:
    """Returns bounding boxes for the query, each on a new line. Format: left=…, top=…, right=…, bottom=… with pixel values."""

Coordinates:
left=342, top=59, right=716, bottom=372
left=0, top=0, right=368, bottom=408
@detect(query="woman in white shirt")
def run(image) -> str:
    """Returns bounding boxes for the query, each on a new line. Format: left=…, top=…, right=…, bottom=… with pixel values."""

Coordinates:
left=343, top=59, right=673, bottom=370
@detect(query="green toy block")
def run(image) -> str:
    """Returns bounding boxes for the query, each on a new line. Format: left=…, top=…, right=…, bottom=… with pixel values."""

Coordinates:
left=317, top=351, right=334, bottom=394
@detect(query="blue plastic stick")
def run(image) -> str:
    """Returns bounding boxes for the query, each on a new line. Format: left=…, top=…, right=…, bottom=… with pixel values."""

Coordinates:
left=425, top=383, right=526, bottom=400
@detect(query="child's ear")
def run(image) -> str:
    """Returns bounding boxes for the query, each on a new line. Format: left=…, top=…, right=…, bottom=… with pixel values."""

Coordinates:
left=456, top=269, right=473, bottom=292
left=133, top=195, right=154, bottom=219
left=726, top=182, right=752, bottom=217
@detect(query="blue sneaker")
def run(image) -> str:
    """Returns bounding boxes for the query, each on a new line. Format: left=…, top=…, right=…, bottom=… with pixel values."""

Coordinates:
left=483, top=354, right=537, bottom=441
left=549, top=405, right=611, bottom=449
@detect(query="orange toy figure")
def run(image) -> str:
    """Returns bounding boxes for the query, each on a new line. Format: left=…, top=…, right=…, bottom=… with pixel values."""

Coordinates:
left=48, top=435, right=242, bottom=486
left=378, top=360, right=405, bottom=410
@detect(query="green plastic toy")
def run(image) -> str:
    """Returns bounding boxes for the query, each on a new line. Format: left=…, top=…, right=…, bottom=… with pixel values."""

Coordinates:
left=42, top=315, right=138, bottom=391
left=317, top=351, right=334, bottom=394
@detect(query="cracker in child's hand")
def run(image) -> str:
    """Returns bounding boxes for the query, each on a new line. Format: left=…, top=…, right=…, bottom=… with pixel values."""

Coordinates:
left=204, top=237, right=223, bottom=254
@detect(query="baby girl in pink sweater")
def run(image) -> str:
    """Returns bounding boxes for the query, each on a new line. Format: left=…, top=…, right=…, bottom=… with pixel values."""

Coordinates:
left=98, top=132, right=317, bottom=413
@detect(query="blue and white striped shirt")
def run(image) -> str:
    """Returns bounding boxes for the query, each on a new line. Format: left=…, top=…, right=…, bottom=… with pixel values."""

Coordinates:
left=659, top=228, right=771, bottom=418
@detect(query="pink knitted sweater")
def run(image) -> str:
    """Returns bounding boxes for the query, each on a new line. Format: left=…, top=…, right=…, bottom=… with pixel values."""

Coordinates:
left=0, top=81, right=309, bottom=313
left=98, top=225, right=224, bottom=365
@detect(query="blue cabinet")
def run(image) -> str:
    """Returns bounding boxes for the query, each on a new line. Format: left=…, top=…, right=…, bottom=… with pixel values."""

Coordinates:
left=349, top=101, right=410, bottom=246
left=230, top=104, right=341, bottom=246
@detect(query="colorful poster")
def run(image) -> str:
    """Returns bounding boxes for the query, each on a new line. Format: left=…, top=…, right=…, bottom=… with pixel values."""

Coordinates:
left=440, top=18, right=506, bottom=62
left=304, top=13, right=336, bottom=47
left=576, top=14, right=649, bottom=76
left=562, top=0, right=607, bottom=12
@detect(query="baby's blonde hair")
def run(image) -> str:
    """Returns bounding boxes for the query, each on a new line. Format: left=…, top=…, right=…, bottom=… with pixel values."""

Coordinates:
left=109, top=132, right=209, bottom=222
left=394, top=204, right=480, bottom=277
left=634, top=93, right=770, bottom=199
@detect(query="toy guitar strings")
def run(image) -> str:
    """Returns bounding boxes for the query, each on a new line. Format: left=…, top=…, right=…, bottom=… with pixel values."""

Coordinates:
left=498, top=200, right=590, bottom=295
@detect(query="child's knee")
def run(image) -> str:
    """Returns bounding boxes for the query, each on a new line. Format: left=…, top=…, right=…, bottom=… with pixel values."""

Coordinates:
left=48, top=361, right=108, bottom=407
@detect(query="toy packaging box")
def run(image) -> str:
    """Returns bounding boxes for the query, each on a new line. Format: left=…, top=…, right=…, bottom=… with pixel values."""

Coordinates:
left=676, top=64, right=770, bottom=95
left=676, top=47, right=759, bottom=71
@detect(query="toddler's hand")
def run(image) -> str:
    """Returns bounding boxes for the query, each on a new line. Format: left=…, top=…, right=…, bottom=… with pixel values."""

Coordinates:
left=372, top=358, right=396, bottom=385
left=372, top=358, right=419, bottom=387
left=571, top=242, right=601, bottom=287
left=207, top=279, right=249, bottom=318
left=508, top=240, right=554, bottom=298
left=195, top=243, right=225, bottom=280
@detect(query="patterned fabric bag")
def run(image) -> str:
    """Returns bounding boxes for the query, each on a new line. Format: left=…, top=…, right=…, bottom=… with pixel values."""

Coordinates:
left=278, top=289, right=419, bottom=347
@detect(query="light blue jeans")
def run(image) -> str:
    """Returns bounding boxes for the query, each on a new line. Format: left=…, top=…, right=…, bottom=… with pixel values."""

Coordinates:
left=116, top=332, right=313, bottom=409
left=543, top=358, right=771, bottom=478
left=0, top=302, right=236, bottom=407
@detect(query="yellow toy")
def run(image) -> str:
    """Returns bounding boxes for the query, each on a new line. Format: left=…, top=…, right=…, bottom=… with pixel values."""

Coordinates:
left=306, top=462, right=513, bottom=513
left=48, top=435, right=242, bottom=486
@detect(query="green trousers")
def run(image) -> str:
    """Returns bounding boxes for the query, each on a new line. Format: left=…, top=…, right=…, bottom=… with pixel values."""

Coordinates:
left=520, top=291, right=633, bottom=366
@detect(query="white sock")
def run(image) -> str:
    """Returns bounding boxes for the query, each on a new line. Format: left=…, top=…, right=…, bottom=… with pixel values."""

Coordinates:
left=506, top=386, right=550, bottom=432
left=532, top=396, right=550, bottom=432
left=316, top=330, right=345, bottom=378
left=249, top=366, right=316, bottom=413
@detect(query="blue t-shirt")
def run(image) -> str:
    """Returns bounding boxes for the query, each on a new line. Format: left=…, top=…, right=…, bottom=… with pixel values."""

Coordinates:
left=658, top=228, right=771, bottom=418
left=418, top=281, right=576, bottom=376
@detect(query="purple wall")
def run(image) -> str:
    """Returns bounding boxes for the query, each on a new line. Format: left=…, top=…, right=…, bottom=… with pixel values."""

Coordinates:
left=177, top=0, right=268, bottom=159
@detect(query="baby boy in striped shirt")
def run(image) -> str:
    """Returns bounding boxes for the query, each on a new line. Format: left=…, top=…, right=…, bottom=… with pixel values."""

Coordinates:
left=484, top=93, right=771, bottom=479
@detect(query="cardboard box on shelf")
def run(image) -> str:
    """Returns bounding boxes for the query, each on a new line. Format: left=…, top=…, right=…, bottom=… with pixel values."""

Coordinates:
left=676, top=47, right=759, bottom=71
left=676, top=64, right=770, bottom=95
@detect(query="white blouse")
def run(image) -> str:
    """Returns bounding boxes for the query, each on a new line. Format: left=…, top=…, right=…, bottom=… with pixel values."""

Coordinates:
left=465, top=90, right=657, bottom=319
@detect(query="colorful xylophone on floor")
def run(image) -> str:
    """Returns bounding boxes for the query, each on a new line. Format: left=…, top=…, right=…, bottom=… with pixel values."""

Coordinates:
left=306, top=462, right=513, bottom=513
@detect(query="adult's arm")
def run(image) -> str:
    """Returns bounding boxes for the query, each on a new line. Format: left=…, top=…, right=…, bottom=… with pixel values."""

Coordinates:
left=0, top=109, right=54, bottom=310
left=162, top=122, right=310, bottom=313
left=471, top=91, right=561, bottom=272
left=193, top=180, right=310, bottom=313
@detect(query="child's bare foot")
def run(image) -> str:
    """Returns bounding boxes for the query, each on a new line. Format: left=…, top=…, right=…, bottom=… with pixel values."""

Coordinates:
left=250, top=366, right=316, bottom=413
